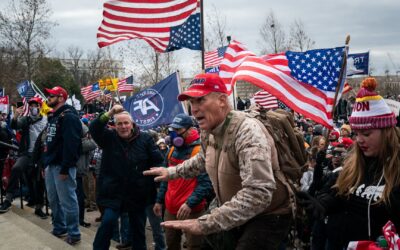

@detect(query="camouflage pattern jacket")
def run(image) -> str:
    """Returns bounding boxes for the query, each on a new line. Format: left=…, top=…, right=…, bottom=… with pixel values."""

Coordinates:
left=168, top=110, right=291, bottom=234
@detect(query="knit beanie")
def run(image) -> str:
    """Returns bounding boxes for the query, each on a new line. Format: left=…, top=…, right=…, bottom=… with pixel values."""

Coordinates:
left=349, top=77, right=397, bottom=130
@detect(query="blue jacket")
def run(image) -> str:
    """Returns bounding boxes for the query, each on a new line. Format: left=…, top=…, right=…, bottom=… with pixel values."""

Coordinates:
left=43, top=104, right=82, bottom=175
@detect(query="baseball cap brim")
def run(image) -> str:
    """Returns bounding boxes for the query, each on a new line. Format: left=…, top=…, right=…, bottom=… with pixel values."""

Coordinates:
left=169, top=123, right=185, bottom=129
left=177, top=89, right=211, bottom=101
left=45, top=88, right=58, bottom=95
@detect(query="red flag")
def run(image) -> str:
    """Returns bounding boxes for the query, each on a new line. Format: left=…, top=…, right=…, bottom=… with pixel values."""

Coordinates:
left=97, top=0, right=200, bottom=52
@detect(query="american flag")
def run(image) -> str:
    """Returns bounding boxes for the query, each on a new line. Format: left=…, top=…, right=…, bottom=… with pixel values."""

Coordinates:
left=253, top=90, right=278, bottom=109
left=102, top=89, right=113, bottom=100
left=21, top=83, right=43, bottom=116
left=81, top=83, right=101, bottom=102
left=204, top=46, right=227, bottom=69
left=230, top=42, right=347, bottom=129
left=97, top=0, right=201, bottom=52
left=219, top=41, right=256, bottom=93
left=118, top=75, right=136, bottom=93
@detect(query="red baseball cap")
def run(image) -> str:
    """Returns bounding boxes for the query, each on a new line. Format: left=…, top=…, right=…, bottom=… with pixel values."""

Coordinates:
left=178, top=73, right=228, bottom=101
left=28, top=97, right=43, bottom=105
left=45, top=86, right=68, bottom=100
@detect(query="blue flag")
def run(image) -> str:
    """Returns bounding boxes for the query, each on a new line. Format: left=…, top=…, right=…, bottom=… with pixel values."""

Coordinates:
left=205, top=66, right=220, bottom=74
left=347, top=52, right=369, bottom=76
left=17, top=80, right=30, bottom=97
left=0, top=87, right=4, bottom=97
left=123, top=72, right=185, bottom=130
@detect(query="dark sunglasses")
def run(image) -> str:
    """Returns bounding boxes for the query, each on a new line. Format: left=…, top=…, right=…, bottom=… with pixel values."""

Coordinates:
left=48, top=95, right=59, bottom=98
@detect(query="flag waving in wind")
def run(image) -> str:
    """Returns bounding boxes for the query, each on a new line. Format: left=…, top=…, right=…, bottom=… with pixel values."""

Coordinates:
left=16, top=81, right=43, bottom=116
left=97, top=0, right=201, bottom=52
left=205, top=46, right=227, bottom=69
left=118, top=75, right=138, bottom=93
left=229, top=42, right=347, bottom=129
left=123, top=72, right=185, bottom=130
left=81, top=83, right=101, bottom=102
left=219, top=41, right=256, bottom=93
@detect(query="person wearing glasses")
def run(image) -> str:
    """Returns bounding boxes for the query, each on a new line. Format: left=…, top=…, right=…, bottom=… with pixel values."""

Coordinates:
left=42, top=86, right=83, bottom=245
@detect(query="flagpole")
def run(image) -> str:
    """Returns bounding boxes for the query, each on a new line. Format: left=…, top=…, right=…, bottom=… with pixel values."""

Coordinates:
left=200, top=0, right=205, bottom=70
left=30, top=81, right=48, bottom=101
left=176, top=70, right=188, bottom=114
left=331, top=35, right=350, bottom=121
left=324, top=35, right=350, bottom=145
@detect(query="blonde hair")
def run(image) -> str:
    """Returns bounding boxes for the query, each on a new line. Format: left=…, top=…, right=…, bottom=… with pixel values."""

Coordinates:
left=335, top=127, right=400, bottom=204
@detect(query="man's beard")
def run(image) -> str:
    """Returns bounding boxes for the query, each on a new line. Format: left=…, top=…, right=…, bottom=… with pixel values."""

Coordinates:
left=47, top=99, right=58, bottom=108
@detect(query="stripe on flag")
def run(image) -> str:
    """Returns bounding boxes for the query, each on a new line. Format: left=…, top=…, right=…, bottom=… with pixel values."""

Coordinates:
left=219, top=40, right=256, bottom=93
left=253, top=90, right=278, bottom=109
left=230, top=43, right=347, bottom=129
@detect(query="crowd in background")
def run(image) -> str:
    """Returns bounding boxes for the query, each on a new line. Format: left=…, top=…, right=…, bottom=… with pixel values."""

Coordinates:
left=0, top=76, right=399, bottom=250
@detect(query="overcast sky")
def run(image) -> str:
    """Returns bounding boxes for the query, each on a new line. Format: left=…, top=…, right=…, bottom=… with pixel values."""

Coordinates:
left=2, top=0, right=400, bottom=78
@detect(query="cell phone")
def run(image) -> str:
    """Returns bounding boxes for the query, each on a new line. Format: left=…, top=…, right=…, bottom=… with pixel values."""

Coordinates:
left=17, top=101, right=24, bottom=108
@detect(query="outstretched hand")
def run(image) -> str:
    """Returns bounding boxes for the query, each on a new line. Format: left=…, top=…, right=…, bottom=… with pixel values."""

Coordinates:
left=143, top=167, right=169, bottom=182
left=161, top=219, right=203, bottom=235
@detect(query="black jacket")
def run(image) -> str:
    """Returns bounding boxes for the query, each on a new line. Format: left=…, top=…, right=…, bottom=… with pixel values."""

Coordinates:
left=89, top=114, right=164, bottom=210
left=43, top=104, right=82, bottom=175
left=317, top=158, right=400, bottom=248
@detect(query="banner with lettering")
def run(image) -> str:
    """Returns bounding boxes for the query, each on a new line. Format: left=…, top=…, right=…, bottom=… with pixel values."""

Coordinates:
left=0, top=95, right=9, bottom=114
left=123, top=72, right=185, bottom=130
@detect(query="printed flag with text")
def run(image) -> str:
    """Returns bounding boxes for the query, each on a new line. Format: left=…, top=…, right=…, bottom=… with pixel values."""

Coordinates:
left=16, top=81, right=43, bottom=116
left=123, top=72, right=185, bottom=130
left=347, top=52, right=369, bottom=76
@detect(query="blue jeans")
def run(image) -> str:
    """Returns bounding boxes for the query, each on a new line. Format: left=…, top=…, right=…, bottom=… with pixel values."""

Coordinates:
left=93, top=207, right=147, bottom=250
left=45, top=165, right=80, bottom=239
left=146, top=204, right=166, bottom=250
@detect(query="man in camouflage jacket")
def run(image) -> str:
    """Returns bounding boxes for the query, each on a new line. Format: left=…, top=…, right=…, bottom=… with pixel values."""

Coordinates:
left=144, top=74, right=292, bottom=250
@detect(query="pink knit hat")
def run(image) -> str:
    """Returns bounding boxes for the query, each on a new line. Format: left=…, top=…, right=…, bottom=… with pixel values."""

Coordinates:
left=349, top=77, right=397, bottom=130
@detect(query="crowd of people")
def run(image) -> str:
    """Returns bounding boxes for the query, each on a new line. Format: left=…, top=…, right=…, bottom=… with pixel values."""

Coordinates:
left=0, top=74, right=399, bottom=250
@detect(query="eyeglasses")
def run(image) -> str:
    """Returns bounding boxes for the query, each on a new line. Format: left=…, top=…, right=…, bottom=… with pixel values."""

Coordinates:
left=48, top=95, right=59, bottom=98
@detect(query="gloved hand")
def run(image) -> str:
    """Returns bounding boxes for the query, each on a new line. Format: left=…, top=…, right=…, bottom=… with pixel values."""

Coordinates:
left=296, top=191, right=326, bottom=220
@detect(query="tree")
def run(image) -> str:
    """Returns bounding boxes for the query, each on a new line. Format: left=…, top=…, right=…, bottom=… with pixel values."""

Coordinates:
left=288, top=19, right=315, bottom=52
left=0, top=46, right=26, bottom=99
left=0, top=0, right=57, bottom=81
left=204, top=4, right=229, bottom=51
left=121, top=41, right=178, bottom=86
left=66, top=46, right=84, bottom=87
left=259, top=11, right=287, bottom=54
left=33, top=57, right=78, bottom=97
